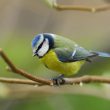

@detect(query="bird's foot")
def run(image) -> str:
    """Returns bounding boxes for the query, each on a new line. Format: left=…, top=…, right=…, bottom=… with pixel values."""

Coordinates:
left=52, top=75, right=65, bottom=86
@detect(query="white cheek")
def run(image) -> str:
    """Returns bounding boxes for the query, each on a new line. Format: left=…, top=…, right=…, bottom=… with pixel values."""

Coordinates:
left=37, top=39, right=49, bottom=57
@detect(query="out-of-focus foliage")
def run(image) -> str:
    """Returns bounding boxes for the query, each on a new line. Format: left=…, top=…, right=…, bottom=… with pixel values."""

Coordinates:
left=0, top=0, right=110, bottom=110
left=104, top=0, right=110, bottom=3
left=1, top=94, right=110, bottom=110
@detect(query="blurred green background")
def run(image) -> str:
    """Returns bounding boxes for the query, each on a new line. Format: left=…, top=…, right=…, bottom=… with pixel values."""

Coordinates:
left=0, top=0, right=110, bottom=110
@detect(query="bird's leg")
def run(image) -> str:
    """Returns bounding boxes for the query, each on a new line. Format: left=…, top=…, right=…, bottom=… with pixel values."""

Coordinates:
left=52, top=74, right=65, bottom=85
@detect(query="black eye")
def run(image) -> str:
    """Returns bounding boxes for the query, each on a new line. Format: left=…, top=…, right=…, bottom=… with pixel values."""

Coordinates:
left=37, top=43, right=43, bottom=51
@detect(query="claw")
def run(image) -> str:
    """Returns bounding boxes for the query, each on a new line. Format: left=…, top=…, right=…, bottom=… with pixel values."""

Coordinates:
left=52, top=75, right=65, bottom=86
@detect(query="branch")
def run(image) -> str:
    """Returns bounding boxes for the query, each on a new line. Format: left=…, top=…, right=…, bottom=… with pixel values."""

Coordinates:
left=51, top=0, right=110, bottom=12
left=1, top=48, right=110, bottom=86
left=0, top=48, right=52, bottom=86
left=1, top=75, right=110, bottom=86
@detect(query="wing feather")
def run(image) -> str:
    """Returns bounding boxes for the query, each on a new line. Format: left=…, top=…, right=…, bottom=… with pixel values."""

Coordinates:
left=54, top=46, right=97, bottom=62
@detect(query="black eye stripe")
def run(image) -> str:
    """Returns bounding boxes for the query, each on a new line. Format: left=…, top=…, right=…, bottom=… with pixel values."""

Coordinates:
left=36, top=39, right=45, bottom=53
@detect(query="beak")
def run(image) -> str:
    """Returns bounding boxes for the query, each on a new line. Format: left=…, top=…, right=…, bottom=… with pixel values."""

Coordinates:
left=32, top=53, right=36, bottom=57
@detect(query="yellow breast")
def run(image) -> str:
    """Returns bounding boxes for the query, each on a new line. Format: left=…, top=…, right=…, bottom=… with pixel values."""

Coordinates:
left=40, top=50, right=85, bottom=76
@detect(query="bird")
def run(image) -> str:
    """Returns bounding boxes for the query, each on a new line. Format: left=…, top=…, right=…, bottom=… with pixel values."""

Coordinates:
left=31, top=33, right=110, bottom=85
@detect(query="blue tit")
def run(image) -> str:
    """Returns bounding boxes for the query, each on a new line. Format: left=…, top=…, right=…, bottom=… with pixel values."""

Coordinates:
left=31, top=33, right=110, bottom=82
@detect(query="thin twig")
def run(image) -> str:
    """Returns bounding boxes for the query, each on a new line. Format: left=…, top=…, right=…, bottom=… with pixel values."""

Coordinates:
left=52, top=1, right=110, bottom=12
left=0, top=48, right=52, bottom=85
left=64, top=75, right=110, bottom=85
left=0, top=77, right=40, bottom=85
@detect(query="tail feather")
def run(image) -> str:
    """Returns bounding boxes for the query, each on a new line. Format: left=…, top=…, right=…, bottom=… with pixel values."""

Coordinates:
left=91, top=51, right=110, bottom=58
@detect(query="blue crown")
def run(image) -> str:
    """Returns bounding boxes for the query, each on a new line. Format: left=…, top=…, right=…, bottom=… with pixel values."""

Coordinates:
left=32, top=35, right=41, bottom=48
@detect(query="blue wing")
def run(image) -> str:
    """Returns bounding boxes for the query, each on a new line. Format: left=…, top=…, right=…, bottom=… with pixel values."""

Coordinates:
left=54, top=46, right=97, bottom=62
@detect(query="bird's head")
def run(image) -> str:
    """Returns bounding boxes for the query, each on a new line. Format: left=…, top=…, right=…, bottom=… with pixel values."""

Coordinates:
left=31, top=33, right=54, bottom=58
